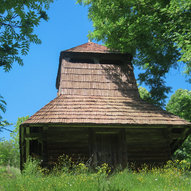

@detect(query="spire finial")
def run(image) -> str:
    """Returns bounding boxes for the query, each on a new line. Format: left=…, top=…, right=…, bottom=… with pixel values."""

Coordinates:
left=88, top=38, right=91, bottom=43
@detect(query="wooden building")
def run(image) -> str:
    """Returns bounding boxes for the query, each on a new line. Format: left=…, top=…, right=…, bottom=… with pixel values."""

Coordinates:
left=20, top=42, right=191, bottom=169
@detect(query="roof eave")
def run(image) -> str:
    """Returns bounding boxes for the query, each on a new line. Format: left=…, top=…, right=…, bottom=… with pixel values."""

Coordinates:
left=20, top=122, right=191, bottom=128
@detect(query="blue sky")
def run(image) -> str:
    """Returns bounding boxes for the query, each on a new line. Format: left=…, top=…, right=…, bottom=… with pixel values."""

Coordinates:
left=0, top=0, right=190, bottom=139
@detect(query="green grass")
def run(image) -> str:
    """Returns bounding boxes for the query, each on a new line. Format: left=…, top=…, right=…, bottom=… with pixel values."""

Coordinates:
left=1, top=160, right=191, bottom=191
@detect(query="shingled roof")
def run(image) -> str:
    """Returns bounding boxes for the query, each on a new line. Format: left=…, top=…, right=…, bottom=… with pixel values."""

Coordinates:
left=23, top=42, right=191, bottom=127
left=64, top=42, right=110, bottom=53
left=24, top=95, right=190, bottom=126
left=57, top=58, right=139, bottom=97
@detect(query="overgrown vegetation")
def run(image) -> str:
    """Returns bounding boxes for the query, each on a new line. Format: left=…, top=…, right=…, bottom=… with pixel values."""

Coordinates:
left=1, top=157, right=191, bottom=191
left=0, top=116, right=29, bottom=168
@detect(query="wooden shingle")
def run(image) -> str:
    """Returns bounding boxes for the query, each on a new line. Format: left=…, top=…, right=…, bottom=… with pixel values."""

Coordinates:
left=24, top=95, right=190, bottom=126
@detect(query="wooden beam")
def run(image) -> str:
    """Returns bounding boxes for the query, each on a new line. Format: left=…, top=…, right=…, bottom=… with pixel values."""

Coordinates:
left=22, top=123, right=189, bottom=129
left=25, top=127, right=30, bottom=161
left=95, top=131, right=118, bottom=134
left=25, top=133, right=42, bottom=140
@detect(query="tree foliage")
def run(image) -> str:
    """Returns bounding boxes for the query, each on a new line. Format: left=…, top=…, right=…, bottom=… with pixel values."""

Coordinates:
left=0, top=0, right=53, bottom=130
left=173, top=136, right=191, bottom=161
left=0, top=95, right=9, bottom=132
left=0, top=116, right=29, bottom=167
left=0, top=0, right=53, bottom=71
left=0, top=95, right=6, bottom=114
left=0, top=139, right=19, bottom=167
left=138, top=86, right=159, bottom=106
left=166, top=89, right=191, bottom=122
left=10, top=116, right=29, bottom=149
left=78, top=0, right=191, bottom=106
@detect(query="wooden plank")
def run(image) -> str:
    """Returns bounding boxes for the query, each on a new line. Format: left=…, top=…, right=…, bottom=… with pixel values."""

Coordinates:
left=126, top=148, right=170, bottom=152
left=127, top=152, right=170, bottom=156
left=48, top=149, right=89, bottom=154
left=48, top=127, right=89, bottom=132
left=128, top=156, right=170, bottom=160
left=47, top=137, right=89, bottom=143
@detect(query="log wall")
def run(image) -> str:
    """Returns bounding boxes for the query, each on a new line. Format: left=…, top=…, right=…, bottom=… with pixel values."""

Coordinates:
left=46, top=127, right=89, bottom=166
left=21, top=126, right=172, bottom=169
left=125, top=128, right=171, bottom=165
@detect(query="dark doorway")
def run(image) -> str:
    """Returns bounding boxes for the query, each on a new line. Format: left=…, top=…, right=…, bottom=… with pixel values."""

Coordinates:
left=96, top=133, right=119, bottom=167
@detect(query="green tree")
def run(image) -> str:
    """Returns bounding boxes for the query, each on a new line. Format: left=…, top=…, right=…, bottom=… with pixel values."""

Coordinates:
left=0, top=0, right=53, bottom=71
left=0, top=95, right=6, bottom=114
left=10, top=116, right=29, bottom=150
left=78, top=0, right=191, bottom=106
left=0, top=139, right=19, bottom=166
left=0, top=0, right=53, bottom=130
left=138, top=86, right=159, bottom=106
left=166, top=89, right=191, bottom=161
left=0, top=116, right=29, bottom=167
left=166, top=89, right=191, bottom=122
left=0, top=95, right=9, bottom=133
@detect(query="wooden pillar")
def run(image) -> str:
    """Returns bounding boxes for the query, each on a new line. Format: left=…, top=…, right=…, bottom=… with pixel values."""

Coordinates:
left=162, top=128, right=172, bottom=160
left=121, top=129, right=128, bottom=168
left=112, top=134, right=117, bottom=168
left=117, top=129, right=128, bottom=169
left=42, top=126, right=48, bottom=167
left=118, top=129, right=123, bottom=168
left=89, top=128, right=97, bottom=167
left=25, top=127, right=30, bottom=161
left=19, top=125, right=25, bottom=171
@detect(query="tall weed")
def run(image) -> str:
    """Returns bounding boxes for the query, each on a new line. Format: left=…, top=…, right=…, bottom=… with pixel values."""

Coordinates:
left=1, top=159, right=191, bottom=191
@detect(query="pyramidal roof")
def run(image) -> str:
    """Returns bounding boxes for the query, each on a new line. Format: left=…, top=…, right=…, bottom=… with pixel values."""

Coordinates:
left=64, top=42, right=112, bottom=53
left=22, top=42, right=191, bottom=128
left=22, top=95, right=191, bottom=126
